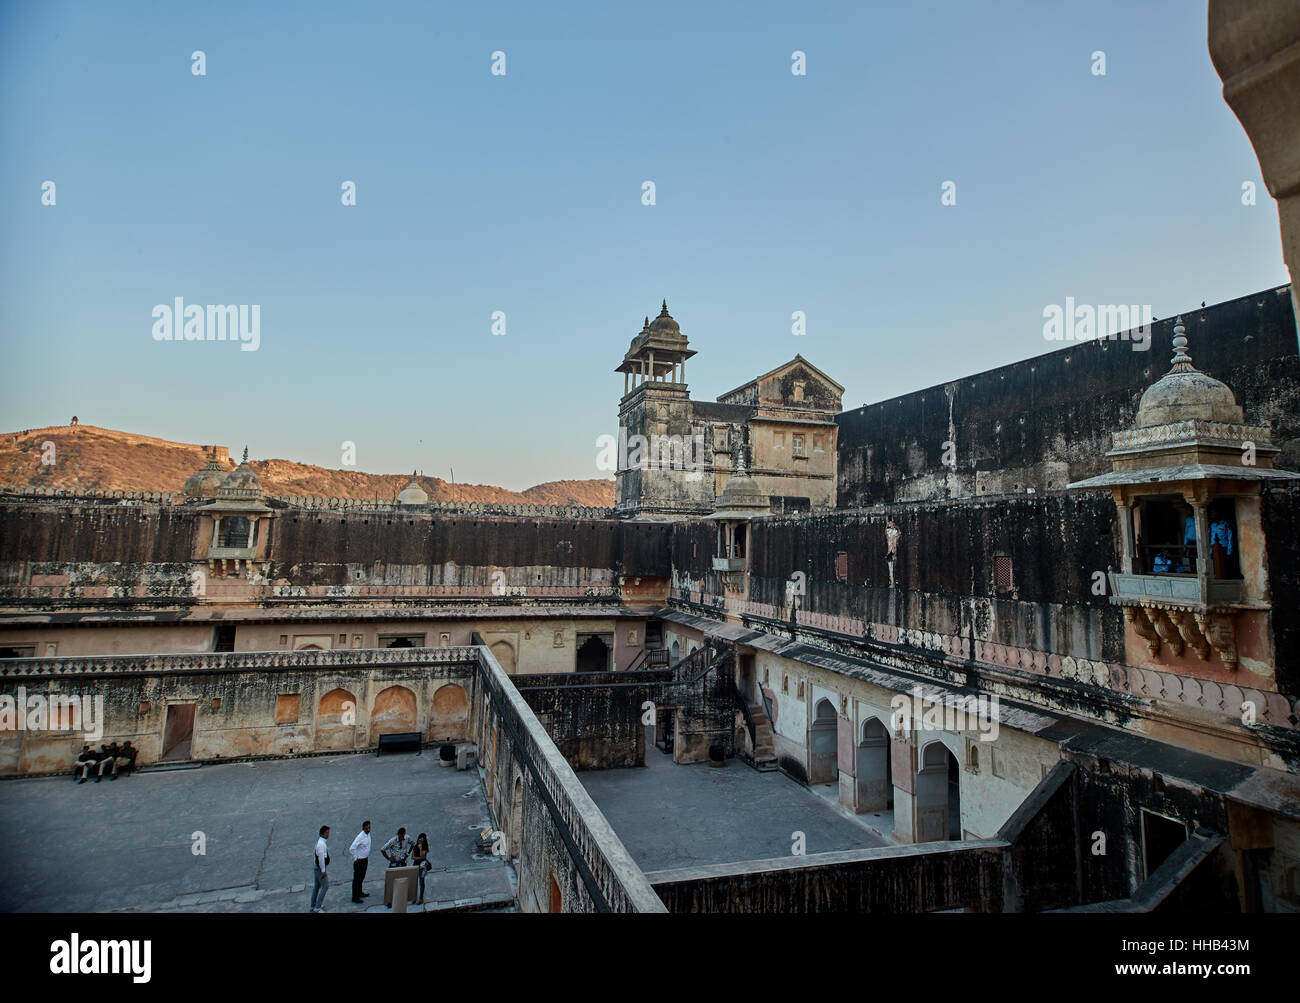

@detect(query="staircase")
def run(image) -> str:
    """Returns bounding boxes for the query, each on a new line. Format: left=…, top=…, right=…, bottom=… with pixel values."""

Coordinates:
left=746, top=700, right=779, bottom=772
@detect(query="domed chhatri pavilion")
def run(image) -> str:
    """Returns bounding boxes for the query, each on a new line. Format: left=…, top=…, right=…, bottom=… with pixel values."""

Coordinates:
left=182, top=450, right=230, bottom=500
left=704, top=452, right=771, bottom=592
left=397, top=473, right=429, bottom=506
left=181, top=447, right=272, bottom=580
left=1069, top=318, right=1300, bottom=677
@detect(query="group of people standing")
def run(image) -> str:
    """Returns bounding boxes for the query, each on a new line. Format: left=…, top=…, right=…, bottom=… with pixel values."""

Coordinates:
left=72, top=742, right=137, bottom=783
left=310, top=821, right=433, bottom=912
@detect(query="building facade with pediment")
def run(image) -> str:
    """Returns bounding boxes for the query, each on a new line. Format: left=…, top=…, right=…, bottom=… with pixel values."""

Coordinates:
left=614, top=301, right=843, bottom=520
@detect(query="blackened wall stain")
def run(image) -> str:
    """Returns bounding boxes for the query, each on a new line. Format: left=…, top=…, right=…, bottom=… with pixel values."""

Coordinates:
left=837, top=288, right=1300, bottom=506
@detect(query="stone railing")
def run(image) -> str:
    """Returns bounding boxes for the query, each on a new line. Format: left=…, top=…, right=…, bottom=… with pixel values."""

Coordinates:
left=1110, top=420, right=1273, bottom=451
left=1, top=582, right=623, bottom=602
left=0, top=485, right=179, bottom=504
left=0, top=485, right=615, bottom=520
left=0, top=645, right=482, bottom=679
left=270, top=495, right=615, bottom=520
left=472, top=638, right=665, bottom=913
left=671, top=592, right=1300, bottom=731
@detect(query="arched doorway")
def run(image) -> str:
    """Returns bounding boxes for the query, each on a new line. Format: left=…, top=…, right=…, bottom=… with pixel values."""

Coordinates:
left=431, top=683, right=469, bottom=740
left=490, top=639, right=516, bottom=674
left=575, top=634, right=610, bottom=673
left=670, top=640, right=681, bottom=663
left=809, top=698, right=838, bottom=785
left=315, top=688, right=357, bottom=751
left=916, top=741, right=960, bottom=842
left=369, top=685, right=417, bottom=745
left=856, top=718, right=892, bottom=812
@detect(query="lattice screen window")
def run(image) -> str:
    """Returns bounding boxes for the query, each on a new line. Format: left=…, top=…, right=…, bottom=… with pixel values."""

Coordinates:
left=994, top=554, right=1013, bottom=592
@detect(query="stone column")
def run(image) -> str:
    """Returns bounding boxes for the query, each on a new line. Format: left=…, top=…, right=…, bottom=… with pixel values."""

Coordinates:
left=1114, top=491, right=1135, bottom=574
left=1192, top=498, right=1211, bottom=603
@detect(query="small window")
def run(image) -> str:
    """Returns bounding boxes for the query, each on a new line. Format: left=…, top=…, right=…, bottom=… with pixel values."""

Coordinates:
left=835, top=552, right=848, bottom=582
left=378, top=634, right=424, bottom=648
left=275, top=694, right=300, bottom=724
left=994, top=555, right=1013, bottom=593
left=792, top=434, right=806, bottom=458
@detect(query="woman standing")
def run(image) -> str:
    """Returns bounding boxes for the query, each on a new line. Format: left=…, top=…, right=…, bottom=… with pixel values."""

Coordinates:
left=413, top=833, right=431, bottom=904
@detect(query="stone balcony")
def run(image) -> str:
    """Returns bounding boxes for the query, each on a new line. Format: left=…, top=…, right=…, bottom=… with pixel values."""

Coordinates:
left=1109, top=572, right=1243, bottom=609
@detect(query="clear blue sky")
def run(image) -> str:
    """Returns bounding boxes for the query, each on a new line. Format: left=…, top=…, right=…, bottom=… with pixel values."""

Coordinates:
left=0, top=0, right=1288, bottom=490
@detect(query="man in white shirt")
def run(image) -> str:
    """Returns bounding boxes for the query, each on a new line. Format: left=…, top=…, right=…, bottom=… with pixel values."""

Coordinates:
left=311, top=825, right=330, bottom=913
left=349, top=820, right=372, bottom=903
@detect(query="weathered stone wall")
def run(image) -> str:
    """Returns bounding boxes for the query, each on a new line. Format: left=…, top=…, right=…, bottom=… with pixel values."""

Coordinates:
left=268, top=512, right=671, bottom=584
left=0, top=615, right=651, bottom=675
left=514, top=670, right=670, bottom=769
left=745, top=495, right=1123, bottom=662
left=1262, top=483, right=1300, bottom=695
left=1065, top=748, right=1237, bottom=902
left=997, top=762, right=1082, bottom=911
left=646, top=840, right=1006, bottom=913
left=0, top=648, right=479, bottom=775
left=0, top=503, right=198, bottom=567
left=836, top=287, right=1300, bottom=506
left=0, top=506, right=674, bottom=595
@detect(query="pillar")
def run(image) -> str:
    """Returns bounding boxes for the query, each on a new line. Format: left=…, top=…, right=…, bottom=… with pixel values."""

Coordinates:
left=1115, top=493, right=1135, bottom=574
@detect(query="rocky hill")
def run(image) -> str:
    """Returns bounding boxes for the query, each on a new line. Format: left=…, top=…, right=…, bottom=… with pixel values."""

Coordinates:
left=0, top=424, right=615, bottom=507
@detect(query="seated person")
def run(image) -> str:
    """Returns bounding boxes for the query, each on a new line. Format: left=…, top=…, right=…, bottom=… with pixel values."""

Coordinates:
left=1152, top=551, right=1173, bottom=573
left=74, top=744, right=96, bottom=784
left=115, top=740, right=138, bottom=776
left=94, top=743, right=118, bottom=782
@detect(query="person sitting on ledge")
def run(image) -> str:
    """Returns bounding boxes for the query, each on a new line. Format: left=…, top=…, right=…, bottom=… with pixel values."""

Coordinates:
left=74, top=744, right=96, bottom=784
left=115, top=740, right=138, bottom=777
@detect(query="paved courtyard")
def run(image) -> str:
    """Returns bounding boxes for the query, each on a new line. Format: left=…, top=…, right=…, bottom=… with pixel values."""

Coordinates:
left=579, top=747, right=889, bottom=871
left=0, top=752, right=514, bottom=913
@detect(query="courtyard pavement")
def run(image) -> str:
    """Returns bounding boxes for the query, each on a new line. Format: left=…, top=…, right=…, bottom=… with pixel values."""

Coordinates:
left=579, top=746, right=889, bottom=871
left=0, top=752, right=514, bottom=913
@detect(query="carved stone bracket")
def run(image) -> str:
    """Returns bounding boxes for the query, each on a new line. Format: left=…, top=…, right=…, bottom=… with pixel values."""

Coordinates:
left=1169, top=610, right=1211, bottom=660
left=1124, top=607, right=1161, bottom=656
left=1194, top=611, right=1239, bottom=670
left=1149, top=609, right=1184, bottom=657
